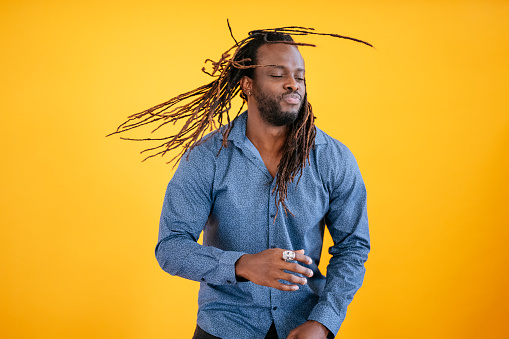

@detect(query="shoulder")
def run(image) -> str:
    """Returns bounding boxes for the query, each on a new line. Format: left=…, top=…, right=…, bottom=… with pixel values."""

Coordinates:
left=170, top=131, right=223, bottom=181
left=169, top=130, right=225, bottom=188
left=311, top=126, right=364, bottom=192
left=185, top=130, right=224, bottom=160
left=314, top=127, right=358, bottom=165
left=182, top=112, right=246, bottom=163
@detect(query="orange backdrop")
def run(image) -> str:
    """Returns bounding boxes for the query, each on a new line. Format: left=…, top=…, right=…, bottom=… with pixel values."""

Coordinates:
left=1, top=0, right=508, bottom=338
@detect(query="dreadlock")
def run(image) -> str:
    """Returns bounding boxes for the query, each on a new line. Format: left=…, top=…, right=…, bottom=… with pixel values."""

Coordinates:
left=108, top=23, right=373, bottom=218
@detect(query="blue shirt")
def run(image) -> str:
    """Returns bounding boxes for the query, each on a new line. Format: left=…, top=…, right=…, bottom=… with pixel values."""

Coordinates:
left=156, top=112, right=369, bottom=339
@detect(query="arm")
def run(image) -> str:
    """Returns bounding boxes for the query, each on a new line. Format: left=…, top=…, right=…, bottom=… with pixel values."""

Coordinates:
left=155, top=145, right=315, bottom=288
left=155, top=146, right=245, bottom=285
left=307, top=144, right=370, bottom=337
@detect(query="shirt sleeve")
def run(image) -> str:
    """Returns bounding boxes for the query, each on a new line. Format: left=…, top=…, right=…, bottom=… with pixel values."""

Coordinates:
left=155, top=145, right=245, bottom=285
left=307, top=142, right=370, bottom=336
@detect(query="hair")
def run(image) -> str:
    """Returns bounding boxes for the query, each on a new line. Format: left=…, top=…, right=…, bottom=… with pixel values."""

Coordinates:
left=108, top=24, right=373, bottom=218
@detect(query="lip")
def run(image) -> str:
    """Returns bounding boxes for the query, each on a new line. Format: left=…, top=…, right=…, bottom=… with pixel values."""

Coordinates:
left=282, top=93, right=301, bottom=105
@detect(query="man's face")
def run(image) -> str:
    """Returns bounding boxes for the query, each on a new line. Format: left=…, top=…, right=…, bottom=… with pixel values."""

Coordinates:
left=251, top=43, right=306, bottom=127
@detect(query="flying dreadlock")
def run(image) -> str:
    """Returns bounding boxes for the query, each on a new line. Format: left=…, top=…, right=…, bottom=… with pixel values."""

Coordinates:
left=107, top=23, right=373, bottom=217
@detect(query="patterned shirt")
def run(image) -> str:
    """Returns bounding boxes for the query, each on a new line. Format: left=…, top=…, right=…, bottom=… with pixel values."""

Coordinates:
left=156, top=111, right=370, bottom=338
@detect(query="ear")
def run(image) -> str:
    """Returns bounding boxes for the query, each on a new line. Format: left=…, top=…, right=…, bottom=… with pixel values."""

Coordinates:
left=240, top=76, right=252, bottom=96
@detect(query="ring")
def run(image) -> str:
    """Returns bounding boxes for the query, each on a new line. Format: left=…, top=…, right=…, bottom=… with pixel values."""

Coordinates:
left=282, top=250, right=296, bottom=261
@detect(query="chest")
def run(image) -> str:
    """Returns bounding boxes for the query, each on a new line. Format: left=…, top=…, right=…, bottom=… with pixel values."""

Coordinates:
left=260, top=153, right=281, bottom=179
left=210, top=149, right=330, bottom=230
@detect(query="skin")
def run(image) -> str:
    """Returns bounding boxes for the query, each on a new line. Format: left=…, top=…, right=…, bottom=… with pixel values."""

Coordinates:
left=240, top=43, right=306, bottom=178
left=235, top=43, right=331, bottom=339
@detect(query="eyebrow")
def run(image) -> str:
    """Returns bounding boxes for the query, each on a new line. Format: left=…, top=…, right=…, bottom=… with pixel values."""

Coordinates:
left=264, top=64, right=305, bottom=72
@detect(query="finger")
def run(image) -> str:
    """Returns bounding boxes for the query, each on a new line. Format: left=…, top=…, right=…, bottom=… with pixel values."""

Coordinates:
left=282, top=262, right=314, bottom=277
left=293, top=250, right=313, bottom=265
left=280, top=249, right=312, bottom=265
left=280, top=272, right=308, bottom=285
left=274, top=282, right=300, bottom=292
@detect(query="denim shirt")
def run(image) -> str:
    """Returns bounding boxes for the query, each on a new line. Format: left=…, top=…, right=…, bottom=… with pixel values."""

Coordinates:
left=156, top=112, right=370, bottom=339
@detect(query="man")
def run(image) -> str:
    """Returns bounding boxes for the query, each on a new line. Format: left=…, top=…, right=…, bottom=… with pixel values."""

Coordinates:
left=113, top=27, right=371, bottom=339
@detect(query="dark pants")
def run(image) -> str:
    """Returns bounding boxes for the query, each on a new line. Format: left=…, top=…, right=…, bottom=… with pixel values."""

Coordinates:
left=192, top=322, right=279, bottom=339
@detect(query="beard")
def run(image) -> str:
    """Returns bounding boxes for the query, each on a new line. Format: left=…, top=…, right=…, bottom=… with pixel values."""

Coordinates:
left=253, top=88, right=303, bottom=127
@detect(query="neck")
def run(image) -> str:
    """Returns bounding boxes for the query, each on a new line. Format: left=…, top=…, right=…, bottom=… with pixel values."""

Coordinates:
left=245, top=109, right=289, bottom=157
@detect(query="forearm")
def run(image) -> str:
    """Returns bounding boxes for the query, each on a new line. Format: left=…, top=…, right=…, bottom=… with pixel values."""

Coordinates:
left=155, top=232, right=245, bottom=285
left=308, top=238, right=369, bottom=335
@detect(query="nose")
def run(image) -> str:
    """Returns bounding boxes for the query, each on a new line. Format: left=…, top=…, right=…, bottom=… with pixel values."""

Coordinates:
left=284, top=77, right=300, bottom=92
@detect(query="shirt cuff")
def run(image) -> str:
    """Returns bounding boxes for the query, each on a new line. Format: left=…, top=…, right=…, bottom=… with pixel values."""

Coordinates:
left=307, top=302, right=344, bottom=337
left=217, top=251, right=246, bottom=285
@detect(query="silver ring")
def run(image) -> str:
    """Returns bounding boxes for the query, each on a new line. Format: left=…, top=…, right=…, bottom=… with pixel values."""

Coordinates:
left=282, top=250, right=296, bottom=261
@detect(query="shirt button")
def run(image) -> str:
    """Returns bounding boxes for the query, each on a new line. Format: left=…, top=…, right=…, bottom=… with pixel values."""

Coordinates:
left=227, top=280, right=232, bottom=284
left=272, top=307, right=278, bottom=310
left=201, top=278, right=205, bottom=282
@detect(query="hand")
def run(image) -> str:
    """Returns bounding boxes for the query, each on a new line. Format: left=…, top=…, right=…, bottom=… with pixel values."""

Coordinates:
left=235, top=248, right=313, bottom=291
left=286, top=321, right=330, bottom=339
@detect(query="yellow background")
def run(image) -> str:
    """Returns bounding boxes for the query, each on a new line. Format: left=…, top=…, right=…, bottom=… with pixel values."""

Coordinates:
left=1, top=0, right=508, bottom=338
